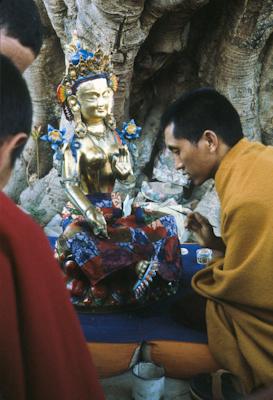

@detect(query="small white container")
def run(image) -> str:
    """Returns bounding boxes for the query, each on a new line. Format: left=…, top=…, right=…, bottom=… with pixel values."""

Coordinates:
left=196, top=248, right=213, bottom=265
left=132, top=362, right=165, bottom=400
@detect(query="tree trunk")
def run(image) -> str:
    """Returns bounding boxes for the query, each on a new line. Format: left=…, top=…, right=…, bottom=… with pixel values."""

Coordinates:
left=5, top=0, right=273, bottom=224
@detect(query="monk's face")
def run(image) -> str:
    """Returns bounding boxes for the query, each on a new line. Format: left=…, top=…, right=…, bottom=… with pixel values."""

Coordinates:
left=164, top=122, right=218, bottom=186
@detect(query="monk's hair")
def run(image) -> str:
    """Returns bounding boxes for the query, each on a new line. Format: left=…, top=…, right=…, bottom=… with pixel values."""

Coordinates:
left=0, top=0, right=43, bottom=56
left=0, top=54, right=32, bottom=165
left=161, top=87, right=243, bottom=147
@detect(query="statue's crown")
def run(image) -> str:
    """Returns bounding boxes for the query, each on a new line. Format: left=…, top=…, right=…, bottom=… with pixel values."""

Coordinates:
left=65, top=31, right=113, bottom=81
left=57, top=32, right=118, bottom=117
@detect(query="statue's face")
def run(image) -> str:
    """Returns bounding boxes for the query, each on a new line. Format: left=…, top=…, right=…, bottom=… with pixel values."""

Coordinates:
left=76, top=78, right=113, bottom=121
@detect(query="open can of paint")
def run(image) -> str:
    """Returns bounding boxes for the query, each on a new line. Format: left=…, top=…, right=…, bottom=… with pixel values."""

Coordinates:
left=132, top=362, right=165, bottom=400
left=196, top=247, right=213, bottom=266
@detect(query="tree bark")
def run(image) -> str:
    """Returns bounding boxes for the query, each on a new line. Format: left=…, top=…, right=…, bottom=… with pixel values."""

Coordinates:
left=5, top=0, right=273, bottom=223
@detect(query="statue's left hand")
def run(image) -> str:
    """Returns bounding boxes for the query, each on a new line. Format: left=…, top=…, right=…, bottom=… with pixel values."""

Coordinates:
left=112, top=146, right=133, bottom=179
left=86, top=207, right=109, bottom=238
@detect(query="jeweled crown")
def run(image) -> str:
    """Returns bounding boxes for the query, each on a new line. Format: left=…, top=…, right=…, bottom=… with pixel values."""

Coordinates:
left=57, top=32, right=118, bottom=120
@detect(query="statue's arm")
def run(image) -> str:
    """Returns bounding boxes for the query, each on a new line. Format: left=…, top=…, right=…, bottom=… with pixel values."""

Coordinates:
left=62, top=147, right=108, bottom=237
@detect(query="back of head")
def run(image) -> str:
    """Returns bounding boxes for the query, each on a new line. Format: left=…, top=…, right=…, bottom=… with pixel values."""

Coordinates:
left=161, top=88, right=243, bottom=147
left=0, top=54, right=33, bottom=163
left=0, top=0, right=43, bottom=56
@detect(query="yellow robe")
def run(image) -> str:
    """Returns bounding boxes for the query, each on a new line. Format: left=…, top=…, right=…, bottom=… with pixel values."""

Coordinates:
left=192, top=138, right=273, bottom=393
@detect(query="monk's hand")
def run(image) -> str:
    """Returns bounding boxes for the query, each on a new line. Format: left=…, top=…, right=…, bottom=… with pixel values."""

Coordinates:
left=85, top=207, right=109, bottom=238
left=186, top=212, right=225, bottom=253
left=112, top=146, right=133, bottom=180
left=185, top=212, right=217, bottom=248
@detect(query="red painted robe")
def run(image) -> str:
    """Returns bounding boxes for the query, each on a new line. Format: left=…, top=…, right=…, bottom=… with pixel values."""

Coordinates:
left=0, top=192, right=104, bottom=400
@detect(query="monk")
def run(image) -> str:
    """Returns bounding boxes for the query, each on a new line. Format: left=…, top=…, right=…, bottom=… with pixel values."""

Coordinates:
left=0, top=0, right=43, bottom=72
left=0, top=54, right=104, bottom=400
left=163, top=88, right=273, bottom=396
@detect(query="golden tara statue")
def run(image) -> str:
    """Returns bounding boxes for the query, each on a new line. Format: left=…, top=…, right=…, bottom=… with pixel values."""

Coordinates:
left=63, top=76, right=134, bottom=237
left=51, top=34, right=182, bottom=311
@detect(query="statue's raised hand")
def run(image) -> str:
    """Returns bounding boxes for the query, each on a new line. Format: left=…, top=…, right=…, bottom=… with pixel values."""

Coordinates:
left=85, top=206, right=109, bottom=238
left=112, top=146, right=133, bottom=180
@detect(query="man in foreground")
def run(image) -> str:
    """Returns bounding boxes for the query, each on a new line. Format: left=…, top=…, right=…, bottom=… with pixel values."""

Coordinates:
left=163, top=88, right=273, bottom=395
left=0, top=0, right=43, bottom=71
left=0, top=54, right=104, bottom=400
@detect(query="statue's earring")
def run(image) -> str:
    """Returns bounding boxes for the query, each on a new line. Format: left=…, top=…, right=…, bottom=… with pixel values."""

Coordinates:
left=67, top=95, right=86, bottom=137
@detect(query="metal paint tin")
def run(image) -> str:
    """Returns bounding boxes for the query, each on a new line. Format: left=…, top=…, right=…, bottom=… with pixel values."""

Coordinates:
left=132, top=362, right=165, bottom=400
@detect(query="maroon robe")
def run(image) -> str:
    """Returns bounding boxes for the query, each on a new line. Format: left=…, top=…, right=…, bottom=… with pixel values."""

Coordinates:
left=0, top=192, right=104, bottom=400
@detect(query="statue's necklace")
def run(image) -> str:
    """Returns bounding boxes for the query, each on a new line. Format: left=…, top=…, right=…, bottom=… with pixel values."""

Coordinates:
left=86, top=123, right=105, bottom=138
